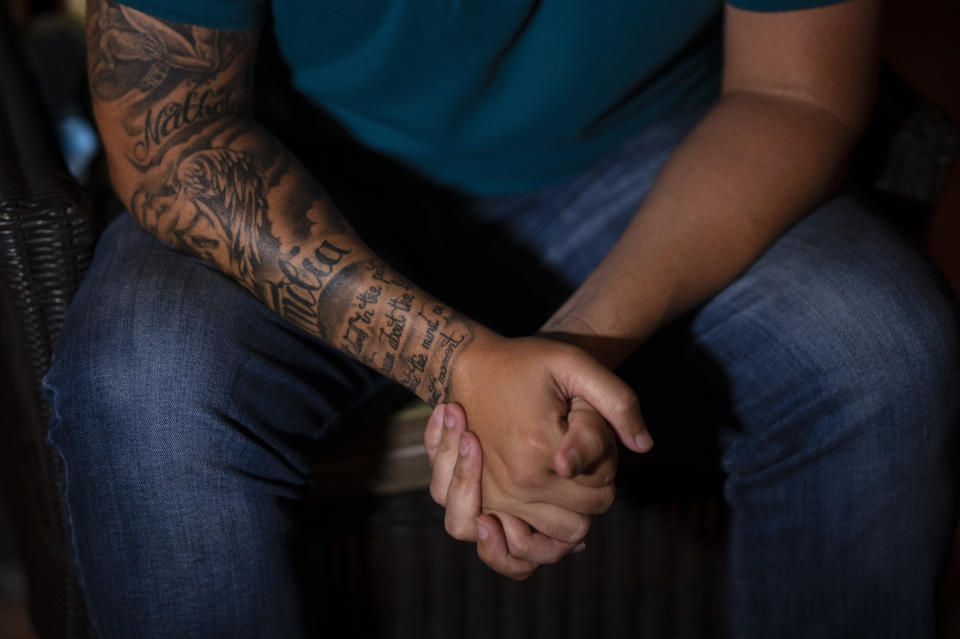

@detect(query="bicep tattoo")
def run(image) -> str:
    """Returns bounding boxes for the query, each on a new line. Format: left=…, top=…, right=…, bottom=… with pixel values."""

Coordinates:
left=86, top=0, right=247, bottom=104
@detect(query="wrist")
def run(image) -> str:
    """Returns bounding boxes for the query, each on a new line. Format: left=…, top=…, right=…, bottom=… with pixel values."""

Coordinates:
left=436, top=322, right=503, bottom=406
left=538, top=313, right=641, bottom=370
left=318, top=253, right=495, bottom=406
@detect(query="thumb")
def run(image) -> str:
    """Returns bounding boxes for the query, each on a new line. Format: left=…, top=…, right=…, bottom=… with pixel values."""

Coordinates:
left=554, top=397, right=613, bottom=478
left=556, top=350, right=653, bottom=454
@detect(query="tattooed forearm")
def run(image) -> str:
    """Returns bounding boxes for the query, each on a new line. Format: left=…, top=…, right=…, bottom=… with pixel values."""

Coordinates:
left=89, top=0, right=477, bottom=403
left=313, top=259, right=474, bottom=401
left=268, top=239, right=353, bottom=337
left=128, top=123, right=474, bottom=401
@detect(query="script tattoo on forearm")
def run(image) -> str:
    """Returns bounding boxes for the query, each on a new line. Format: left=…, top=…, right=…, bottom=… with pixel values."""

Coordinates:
left=313, top=259, right=474, bottom=400
left=125, top=117, right=355, bottom=327
left=129, top=132, right=473, bottom=400
left=88, top=0, right=474, bottom=403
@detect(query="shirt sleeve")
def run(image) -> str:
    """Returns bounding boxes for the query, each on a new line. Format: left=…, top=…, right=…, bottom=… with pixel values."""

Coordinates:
left=726, top=0, right=850, bottom=12
left=116, top=0, right=268, bottom=30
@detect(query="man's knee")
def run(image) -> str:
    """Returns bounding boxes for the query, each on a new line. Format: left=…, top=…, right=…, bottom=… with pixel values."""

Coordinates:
left=44, top=301, right=308, bottom=636
left=45, top=290, right=236, bottom=485
left=807, top=262, right=959, bottom=456
left=703, top=201, right=960, bottom=475
left=43, top=219, right=259, bottom=483
left=795, top=199, right=960, bottom=451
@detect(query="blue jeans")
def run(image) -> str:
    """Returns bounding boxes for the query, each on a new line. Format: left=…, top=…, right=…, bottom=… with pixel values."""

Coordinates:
left=45, top=107, right=960, bottom=638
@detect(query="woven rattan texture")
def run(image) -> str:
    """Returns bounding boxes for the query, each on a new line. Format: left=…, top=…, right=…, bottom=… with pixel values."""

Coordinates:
left=0, top=7, right=96, bottom=638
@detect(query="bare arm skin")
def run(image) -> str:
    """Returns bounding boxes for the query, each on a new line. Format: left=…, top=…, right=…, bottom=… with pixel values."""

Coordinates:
left=428, top=0, right=880, bottom=576
left=86, top=0, right=651, bottom=575
left=540, top=1, right=880, bottom=364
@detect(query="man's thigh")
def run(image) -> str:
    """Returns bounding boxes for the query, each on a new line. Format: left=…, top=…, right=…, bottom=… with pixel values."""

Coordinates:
left=44, top=214, right=394, bottom=637
left=682, top=191, right=958, bottom=637
left=459, top=112, right=957, bottom=633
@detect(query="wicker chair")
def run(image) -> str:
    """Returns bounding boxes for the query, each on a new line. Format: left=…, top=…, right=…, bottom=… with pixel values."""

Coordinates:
left=0, top=6, right=97, bottom=639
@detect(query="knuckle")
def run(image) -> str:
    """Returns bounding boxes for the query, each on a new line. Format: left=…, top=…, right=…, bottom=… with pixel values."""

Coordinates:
left=592, top=464, right=616, bottom=487
left=444, top=516, right=469, bottom=540
left=594, top=456, right=617, bottom=486
left=575, top=493, right=603, bottom=515
left=594, top=485, right=616, bottom=513
left=507, top=535, right=530, bottom=558
left=562, top=516, right=591, bottom=545
left=568, top=484, right=615, bottom=515
left=612, top=389, right=640, bottom=418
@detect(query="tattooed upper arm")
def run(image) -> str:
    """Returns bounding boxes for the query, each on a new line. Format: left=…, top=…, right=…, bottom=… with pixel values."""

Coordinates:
left=86, top=0, right=257, bottom=173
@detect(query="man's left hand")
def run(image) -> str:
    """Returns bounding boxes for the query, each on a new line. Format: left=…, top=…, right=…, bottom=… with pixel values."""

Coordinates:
left=423, top=402, right=616, bottom=578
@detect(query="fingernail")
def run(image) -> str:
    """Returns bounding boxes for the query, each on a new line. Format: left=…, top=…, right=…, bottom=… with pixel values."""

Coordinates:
left=459, top=434, right=470, bottom=456
left=564, top=448, right=581, bottom=475
left=443, top=405, right=455, bottom=429
left=430, top=404, right=443, bottom=425
left=635, top=431, right=653, bottom=451
left=476, top=520, right=489, bottom=540
left=573, top=542, right=586, bottom=553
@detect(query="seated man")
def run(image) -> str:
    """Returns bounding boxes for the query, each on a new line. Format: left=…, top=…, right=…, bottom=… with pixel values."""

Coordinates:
left=46, top=0, right=958, bottom=636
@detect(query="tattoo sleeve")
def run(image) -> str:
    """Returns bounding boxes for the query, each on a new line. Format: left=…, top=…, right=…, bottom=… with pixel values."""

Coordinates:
left=86, top=0, right=475, bottom=403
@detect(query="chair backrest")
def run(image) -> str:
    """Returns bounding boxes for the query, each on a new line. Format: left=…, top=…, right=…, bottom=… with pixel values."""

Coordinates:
left=0, top=6, right=97, bottom=638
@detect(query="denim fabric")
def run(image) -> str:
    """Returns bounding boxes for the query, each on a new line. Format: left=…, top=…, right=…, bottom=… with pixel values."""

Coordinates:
left=44, top=216, right=397, bottom=637
left=45, top=106, right=959, bottom=637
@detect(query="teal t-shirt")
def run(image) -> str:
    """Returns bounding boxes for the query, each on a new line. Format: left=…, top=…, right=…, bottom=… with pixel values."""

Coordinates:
left=116, top=0, right=847, bottom=194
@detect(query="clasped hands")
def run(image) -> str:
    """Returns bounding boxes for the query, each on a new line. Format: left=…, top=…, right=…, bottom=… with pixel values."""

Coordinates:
left=423, top=335, right=652, bottom=579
